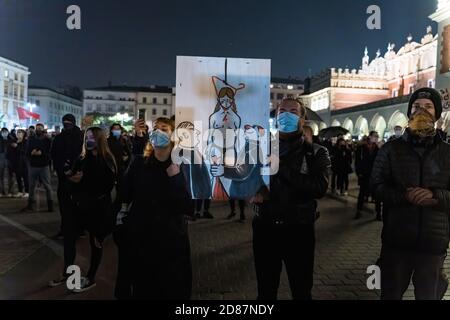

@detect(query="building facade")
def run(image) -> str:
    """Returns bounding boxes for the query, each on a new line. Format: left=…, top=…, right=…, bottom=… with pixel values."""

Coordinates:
left=83, top=86, right=137, bottom=117
left=0, top=56, right=30, bottom=129
left=83, top=86, right=175, bottom=122
left=270, top=78, right=304, bottom=110
left=300, top=25, right=438, bottom=138
left=28, top=87, right=83, bottom=130
left=136, top=86, right=174, bottom=122
left=431, top=0, right=450, bottom=131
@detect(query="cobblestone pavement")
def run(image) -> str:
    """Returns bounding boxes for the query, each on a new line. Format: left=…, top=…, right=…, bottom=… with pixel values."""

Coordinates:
left=1, top=177, right=450, bottom=300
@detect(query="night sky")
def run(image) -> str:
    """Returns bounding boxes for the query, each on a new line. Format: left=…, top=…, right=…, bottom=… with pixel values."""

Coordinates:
left=0, top=0, right=437, bottom=89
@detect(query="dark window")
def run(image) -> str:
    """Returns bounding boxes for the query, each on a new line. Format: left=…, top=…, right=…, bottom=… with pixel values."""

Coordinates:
left=143, top=97, right=147, bottom=103
left=270, top=93, right=274, bottom=100
left=277, top=93, right=284, bottom=100
left=163, top=109, right=167, bottom=116
left=164, top=98, right=168, bottom=105
left=152, top=108, right=157, bottom=115
left=153, top=98, right=157, bottom=104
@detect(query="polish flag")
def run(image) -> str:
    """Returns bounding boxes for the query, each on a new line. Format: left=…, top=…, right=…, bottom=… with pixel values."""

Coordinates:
left=17, top=107, right=40, bottom=120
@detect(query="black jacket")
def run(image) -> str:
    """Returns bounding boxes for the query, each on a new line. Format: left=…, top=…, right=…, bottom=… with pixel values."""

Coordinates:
left=51, top=126, right=84, bottom=177
left=355, top=143, right=379, bottom=177
left=120, top=155, right=193, bottom=243
left=333, top=147, right=353, bottom=175
left=0, top=137, right=8, bottom=155
left=107, top=136, right=131, bottom=175
left=255, top=134, right=331, bottom=224
left=26, top=135, right=52, bottom=168
left=371, top=130, right=450, bottom=254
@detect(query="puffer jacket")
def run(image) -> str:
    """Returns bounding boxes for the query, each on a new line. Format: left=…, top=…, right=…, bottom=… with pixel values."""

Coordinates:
left=371, top=130, right=450, bottom=255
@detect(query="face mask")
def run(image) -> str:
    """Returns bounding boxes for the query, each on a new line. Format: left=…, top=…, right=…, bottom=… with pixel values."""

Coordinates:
left=277, top=112, right=300, bottom=133
left=112, top=130, right=121, bottom=138
left=150, top=129, right=171, bottom=148
left=63, top=123, right=74, bottom=131
left=394, top=130, right=402, bottom=138
left=86, top=139, right=97, bottom=151
left=409, top=110, right=436, bottom=138
left=36, top=130, right=43, bottom=137
left=1, top=132, right=7, bottom=139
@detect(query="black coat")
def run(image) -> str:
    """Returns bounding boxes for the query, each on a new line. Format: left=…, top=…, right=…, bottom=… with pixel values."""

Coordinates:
left=107, top=136, right=131, bottom=175
left=26, top=135, right=52, bottom=168
left=371, top=130, right=450, bottom=254
left=255, top=134, right=331, bottom=224
left=51, top=126, right=83, bottom=176
left=355, top=143, right=379, bottom=177
left=333, top=147, right=353, bottom=175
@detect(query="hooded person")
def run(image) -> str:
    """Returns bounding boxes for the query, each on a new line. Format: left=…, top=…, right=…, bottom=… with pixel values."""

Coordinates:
left=371, top=87, right=450, bottom=300
left=50, top=114, right=84, bottom=238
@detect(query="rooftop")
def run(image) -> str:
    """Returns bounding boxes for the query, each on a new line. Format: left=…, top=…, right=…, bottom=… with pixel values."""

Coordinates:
left=28, top=86, right=82, bottom=102
left=271, top=77, right=304, bottom=85
left=85, top=85, right=173, bottom=94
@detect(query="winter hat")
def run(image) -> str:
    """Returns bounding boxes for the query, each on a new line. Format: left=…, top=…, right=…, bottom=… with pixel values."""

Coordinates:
left=62, top=114, right=76, bottom=125
left=408, top=87, right=442, bottom=120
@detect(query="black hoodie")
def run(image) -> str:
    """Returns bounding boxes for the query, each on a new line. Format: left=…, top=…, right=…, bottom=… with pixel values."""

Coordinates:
left=51, top=126, right=84, bottom=176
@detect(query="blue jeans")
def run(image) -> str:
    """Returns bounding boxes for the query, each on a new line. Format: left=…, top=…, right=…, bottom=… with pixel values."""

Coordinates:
left=28, top=166, right=53, bottom=206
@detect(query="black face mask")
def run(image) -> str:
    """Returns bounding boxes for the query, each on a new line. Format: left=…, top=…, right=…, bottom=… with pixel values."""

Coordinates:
left=36, top=130, right=43, bottom=137
left=63, top=123, right=74, bottom=131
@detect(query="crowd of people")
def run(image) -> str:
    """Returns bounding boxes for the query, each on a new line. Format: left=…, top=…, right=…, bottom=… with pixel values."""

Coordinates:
left=0, top=87, right=449, bottom=300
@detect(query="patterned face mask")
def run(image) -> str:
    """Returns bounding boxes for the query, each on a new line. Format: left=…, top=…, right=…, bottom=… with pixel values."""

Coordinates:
left=408, top=110, right=436, bottom=138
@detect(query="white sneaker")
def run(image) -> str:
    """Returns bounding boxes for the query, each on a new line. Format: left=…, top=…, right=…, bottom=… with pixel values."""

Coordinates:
left=22, top=193, right=29, bottom=198
left=343, top=192, right=349, bottom=196
left=71, top=277, right=96, bottom=293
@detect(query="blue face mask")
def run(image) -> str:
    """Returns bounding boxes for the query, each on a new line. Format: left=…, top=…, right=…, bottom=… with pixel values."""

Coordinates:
left=150, top=129, right=171, bottom=148
left=112, top=130, right=121, bottom=138
left=277, top=112, right=300, bottom=133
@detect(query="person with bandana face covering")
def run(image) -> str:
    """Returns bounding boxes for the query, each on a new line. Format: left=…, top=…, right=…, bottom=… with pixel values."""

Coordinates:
left=50, top=114, right=84, bottom=239
left=49, top=127, right=117, bottom=293
left=371, top=87, right=450, bottom=300
left=249, top=98, right=331, bottom=300
left=117, top=117, right=193, bottom=300
left=22, top=123, right=53, bottom=213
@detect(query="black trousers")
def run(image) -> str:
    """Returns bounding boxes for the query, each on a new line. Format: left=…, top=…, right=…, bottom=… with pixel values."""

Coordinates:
left=229, top=200, right=246, bottom=216
left=195, top=199, right=211, bottom=213
left=132, top=235, right=192, bottom=300
left=252, top=217, right=315, bottom=300
left=357, top=177, right=381, bottom=214
left=380, top=248, right=446, bottom=300
left=330, top=171, right=337, bottom=191
left=336, top=173, right=349, bottom=194
left=113, top=224, right=134, bottom=300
